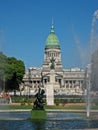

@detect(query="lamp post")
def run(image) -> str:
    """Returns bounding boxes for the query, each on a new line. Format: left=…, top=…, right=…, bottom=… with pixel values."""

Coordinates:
left=28, top=68, right=31, bottom=97
left=3, top=75, right=5, bottom=92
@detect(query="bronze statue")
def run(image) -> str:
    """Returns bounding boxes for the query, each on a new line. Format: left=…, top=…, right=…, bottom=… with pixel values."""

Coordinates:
left=33, top=86, right=45, bottom=110
left=50, top=56, right=55, bottom=69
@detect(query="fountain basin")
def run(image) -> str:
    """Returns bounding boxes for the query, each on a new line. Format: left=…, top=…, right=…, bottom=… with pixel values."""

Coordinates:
left=0, top=110, right=98, bottom=130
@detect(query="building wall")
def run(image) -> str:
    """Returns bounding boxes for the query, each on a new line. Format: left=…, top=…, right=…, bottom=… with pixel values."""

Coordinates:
left=20, top=67, right=85, bottom=96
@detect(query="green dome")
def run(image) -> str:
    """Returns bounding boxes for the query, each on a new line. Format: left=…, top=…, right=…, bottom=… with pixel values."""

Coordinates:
left=45, top=24, right=60, bottom=48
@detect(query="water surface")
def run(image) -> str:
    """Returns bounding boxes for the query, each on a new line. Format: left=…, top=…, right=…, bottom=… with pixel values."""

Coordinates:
left=0, top=111, right=98, bottom=130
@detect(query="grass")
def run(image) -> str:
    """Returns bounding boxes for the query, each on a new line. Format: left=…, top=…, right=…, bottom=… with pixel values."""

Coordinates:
left=45, top=105, right=85, bottom=110
left=0, top=104, right=32, bottom=110
left=0, top=104, right=98, bottom=110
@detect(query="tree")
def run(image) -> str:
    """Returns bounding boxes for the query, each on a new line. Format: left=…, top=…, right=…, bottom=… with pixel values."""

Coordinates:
left=0, top=52, right=25, bottom=92
left=0, top=52, right=7, bottom=91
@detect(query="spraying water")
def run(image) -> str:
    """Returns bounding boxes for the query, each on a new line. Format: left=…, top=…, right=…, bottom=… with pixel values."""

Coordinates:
left=74, top=10, right=98, bottom=118
left=86, top=10, right=98, bottom=118
left=85, top=64, right=91, bottom=118
left=90, top=10, right=98, bottom=54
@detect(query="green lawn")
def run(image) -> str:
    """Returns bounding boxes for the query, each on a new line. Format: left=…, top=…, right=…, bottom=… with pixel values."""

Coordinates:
left=45, top=105, right=85, bottom=110
left=0, top=105, right=32, bottom=110
left=0, top=104, right=98, bottom=110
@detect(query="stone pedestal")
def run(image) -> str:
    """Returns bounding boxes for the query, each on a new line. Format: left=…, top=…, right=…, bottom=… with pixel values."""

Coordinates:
left=30, top=110, right=46, bottom=120
left=46, top=84, right=54, bottom=105
left=46, top=70, right=55, bottom=105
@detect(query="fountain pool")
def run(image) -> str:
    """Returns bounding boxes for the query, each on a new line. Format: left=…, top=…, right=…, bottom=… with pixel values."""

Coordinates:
left=0, top=111, right=98, bottom=130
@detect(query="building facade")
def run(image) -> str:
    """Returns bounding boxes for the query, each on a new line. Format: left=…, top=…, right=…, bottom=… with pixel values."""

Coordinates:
left=20, top=24, right=85, bottom=96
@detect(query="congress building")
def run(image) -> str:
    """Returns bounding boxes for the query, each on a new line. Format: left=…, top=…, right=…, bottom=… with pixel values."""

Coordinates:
left=20, top=23, right=85, bottom=96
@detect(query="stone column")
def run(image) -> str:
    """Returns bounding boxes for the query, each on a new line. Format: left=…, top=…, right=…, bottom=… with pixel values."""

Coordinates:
left=46, top=70, right=55, bottom=105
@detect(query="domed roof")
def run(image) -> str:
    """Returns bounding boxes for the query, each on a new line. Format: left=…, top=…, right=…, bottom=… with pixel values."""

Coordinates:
left=45, top=24, right=60, bottom=48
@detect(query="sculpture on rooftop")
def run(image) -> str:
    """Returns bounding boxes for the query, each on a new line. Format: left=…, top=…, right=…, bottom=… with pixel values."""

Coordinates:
left=50, top=56, right=55, bottom=69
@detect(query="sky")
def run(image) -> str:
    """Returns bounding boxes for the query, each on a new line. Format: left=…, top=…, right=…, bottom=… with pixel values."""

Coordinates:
left=0, top=0, right=98, bottom=69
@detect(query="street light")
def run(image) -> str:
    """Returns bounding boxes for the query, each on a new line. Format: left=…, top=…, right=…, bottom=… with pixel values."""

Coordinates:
left=3, top=75, right=5, bottom=92
left=28, top=68, right=31, bottom=97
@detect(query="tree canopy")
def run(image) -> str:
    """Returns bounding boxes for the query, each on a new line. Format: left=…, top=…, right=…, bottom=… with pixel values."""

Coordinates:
left=0, top=52, right=25, bottom=92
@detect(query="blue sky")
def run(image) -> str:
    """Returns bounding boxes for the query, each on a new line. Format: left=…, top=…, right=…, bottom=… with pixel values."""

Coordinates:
left=0, top=0, right=98, bottom=69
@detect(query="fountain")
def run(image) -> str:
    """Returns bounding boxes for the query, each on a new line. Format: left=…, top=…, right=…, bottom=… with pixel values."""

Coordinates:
left=75, top=10, right=98, bottom=118
left=87, top=9, right=98, bottom=118
left=85, top=64, right=91, bottom=118
left=30, top=86, right=46, bottom=120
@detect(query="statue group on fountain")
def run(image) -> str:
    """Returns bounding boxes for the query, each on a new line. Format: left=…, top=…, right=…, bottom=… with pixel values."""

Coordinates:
left=33, top=86, right=45, bottom=110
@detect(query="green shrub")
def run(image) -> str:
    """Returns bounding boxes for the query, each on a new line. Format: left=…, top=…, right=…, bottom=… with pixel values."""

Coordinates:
left=94, top=99, right=98, bottom=106
left=21, top=102, right=25, bottom=106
